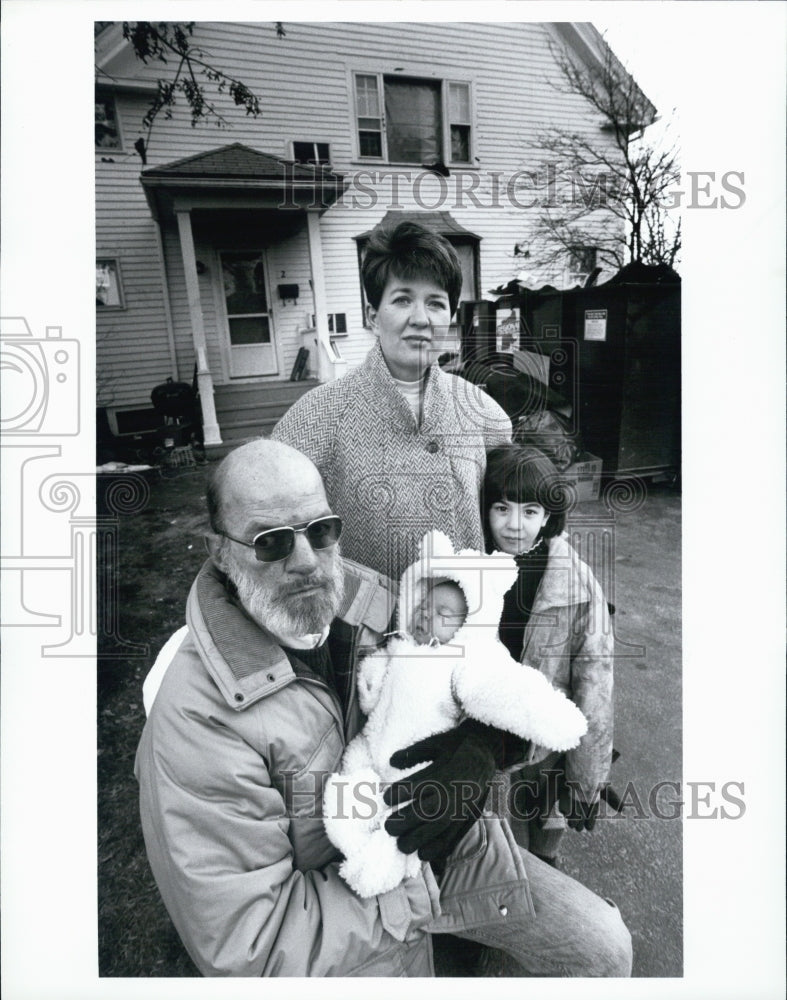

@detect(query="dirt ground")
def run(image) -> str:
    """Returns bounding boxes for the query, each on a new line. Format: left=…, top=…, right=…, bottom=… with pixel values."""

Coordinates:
left=97, top=461, right=682, bottom=978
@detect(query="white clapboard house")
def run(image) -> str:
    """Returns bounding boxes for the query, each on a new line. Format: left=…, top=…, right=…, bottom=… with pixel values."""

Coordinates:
left=95, top=20, right=652, bottom=449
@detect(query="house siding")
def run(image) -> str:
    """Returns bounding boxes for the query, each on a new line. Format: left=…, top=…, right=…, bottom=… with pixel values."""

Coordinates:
left=96, top=116, right=178, bottom=409
left=96, top=21, right=628, bottom=410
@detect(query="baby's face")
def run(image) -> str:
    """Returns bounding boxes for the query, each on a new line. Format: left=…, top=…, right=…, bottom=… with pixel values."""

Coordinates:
left=411, top=581, right=468, bottom=645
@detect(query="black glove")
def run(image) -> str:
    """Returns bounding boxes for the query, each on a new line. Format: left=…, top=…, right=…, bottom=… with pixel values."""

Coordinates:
left=601, top=784, right=623, bottom=812
left=559, top=753, right=623, bottom=830
left=383, top=719, right=502, bottom=863
left=558, top=784, right=600, bottom=831
left=516, top=767, right=599, bottom=831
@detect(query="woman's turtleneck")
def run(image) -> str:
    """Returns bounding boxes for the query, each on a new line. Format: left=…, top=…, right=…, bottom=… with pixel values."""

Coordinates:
left=498, top=535, right=550, bottom=661
left=390, top=372, right=426, bottom=423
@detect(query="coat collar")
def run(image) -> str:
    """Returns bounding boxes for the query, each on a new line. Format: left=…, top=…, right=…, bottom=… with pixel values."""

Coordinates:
left=186, top=558, right=396, bottom=713
left=187, top=560, right=297, bottom=711
left=361, top=339, right=444, bottom=428
left=530, top=534, right=593, bottom=611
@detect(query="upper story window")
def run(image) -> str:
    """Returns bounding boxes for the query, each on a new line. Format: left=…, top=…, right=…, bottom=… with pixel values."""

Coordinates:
left=95, top=90, right=122, bottom=150
left=292, top=141, right=331, bottom=165
left=352, top=73, right=473, bottom=165
left=96, top=258, right=124, bottom=309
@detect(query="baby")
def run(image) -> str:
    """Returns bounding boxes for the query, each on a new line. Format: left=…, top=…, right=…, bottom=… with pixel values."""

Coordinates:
left=322, top=530, right=588, bottom=898
left=410, top=578, right=468, bottom=645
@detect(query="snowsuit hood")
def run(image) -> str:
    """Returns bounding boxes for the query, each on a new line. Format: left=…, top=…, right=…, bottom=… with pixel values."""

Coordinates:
left=396, top=529, right=518, bottom=646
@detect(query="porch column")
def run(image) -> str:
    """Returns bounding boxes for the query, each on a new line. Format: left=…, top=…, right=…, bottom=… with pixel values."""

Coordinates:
left=305, top=210, right=331, bottom=382
left=175, top=209, right=222, bottom=445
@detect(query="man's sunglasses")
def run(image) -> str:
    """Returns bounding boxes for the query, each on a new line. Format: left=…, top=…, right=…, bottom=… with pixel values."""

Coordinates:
left=218, top=515, right=343, bottom=564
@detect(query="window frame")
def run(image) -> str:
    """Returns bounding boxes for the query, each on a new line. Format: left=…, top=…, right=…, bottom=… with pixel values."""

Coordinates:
left=95, top=88, right=123, bottom=151
left=445, top=81, right=472, bottom=166
left=96, top=257, right=125, bottom=311
left=218, top=249, right=274, bottom=348
left=327, top=312, right=348, bottom=336
left=566, top=246, right=598, bottom=287
left=350, top=69, right=475, bottom=167
left=290, top=140, right=332, bottom=166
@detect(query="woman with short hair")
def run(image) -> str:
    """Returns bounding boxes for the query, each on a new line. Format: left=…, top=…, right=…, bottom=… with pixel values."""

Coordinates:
left=272, top=221, right=511, bottom=579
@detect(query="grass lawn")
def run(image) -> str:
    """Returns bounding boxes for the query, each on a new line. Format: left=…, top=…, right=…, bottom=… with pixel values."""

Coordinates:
left=98, top=465, right=209, bottom=976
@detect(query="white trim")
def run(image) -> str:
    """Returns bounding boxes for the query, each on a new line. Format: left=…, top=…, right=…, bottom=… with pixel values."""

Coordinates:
left=175, top=209, right=221, bottom=445
left=347, top=55, right=479, bottom=84
left=445, top=79, right=475, bottom=167
left=350, top=70, right=386, bottom=162
left=94, top=22, right=129, bottom=66
left=305, top=211, right=333, bottom=382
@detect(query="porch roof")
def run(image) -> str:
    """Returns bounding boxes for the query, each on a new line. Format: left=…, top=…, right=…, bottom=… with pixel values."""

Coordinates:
left=140, top=142, right=346, bottom=216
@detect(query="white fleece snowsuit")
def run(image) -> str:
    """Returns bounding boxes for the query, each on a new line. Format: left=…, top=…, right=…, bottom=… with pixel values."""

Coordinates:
left=323, top=530, right=588, bottom=898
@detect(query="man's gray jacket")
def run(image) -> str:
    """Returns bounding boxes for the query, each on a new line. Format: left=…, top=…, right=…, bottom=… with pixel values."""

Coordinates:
left=135, top=558, right=535, bottom=977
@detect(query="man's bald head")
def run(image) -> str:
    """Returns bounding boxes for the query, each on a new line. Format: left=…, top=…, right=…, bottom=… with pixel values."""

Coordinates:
left=207, top=438, right=326, bottom=536
left=205, top=439, right=343, bottom=637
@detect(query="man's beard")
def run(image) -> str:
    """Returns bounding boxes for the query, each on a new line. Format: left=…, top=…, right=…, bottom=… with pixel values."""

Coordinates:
left=226, top=548, right=345, bottom=637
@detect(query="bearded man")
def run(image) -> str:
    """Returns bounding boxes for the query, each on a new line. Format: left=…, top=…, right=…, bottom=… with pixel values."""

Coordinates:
left=135, top=439, right=631, bottom=978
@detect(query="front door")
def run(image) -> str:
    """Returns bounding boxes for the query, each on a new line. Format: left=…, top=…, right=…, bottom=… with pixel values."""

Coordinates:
left=220, top=249, right=279, bottom=378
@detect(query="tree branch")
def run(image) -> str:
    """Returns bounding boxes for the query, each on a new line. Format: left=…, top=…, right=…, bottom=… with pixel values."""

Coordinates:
left=116, top=21, right=267, bottom=159
left=520, top=35, right=680, bottom=273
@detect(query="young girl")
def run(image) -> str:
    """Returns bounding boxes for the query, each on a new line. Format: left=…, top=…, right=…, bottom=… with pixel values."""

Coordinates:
left=482, top=445, right=615, bottom=865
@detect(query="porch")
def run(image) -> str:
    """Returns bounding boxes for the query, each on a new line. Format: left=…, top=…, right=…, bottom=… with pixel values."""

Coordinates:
left=140, top=143, right=347, bottom=448
left=212, top=378, right=320, bottom=451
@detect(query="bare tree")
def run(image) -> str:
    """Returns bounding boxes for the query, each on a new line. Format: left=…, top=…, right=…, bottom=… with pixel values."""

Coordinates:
left=96, top=22, right=285, bottom=163
left=522, top=39, right=681, bottom=278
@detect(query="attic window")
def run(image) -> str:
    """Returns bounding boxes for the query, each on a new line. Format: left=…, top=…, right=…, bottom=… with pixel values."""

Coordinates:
left=292, top=141, right=331, bottom=165
left=95, top=91, right=121, bottom=150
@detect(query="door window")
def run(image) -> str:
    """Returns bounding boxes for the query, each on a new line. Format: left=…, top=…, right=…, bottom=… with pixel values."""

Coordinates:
left=221, top=251, right=271, bottom=345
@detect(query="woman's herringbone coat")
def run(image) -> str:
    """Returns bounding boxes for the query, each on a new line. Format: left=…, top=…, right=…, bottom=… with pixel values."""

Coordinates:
left=272, top=341, right=511, bottom=579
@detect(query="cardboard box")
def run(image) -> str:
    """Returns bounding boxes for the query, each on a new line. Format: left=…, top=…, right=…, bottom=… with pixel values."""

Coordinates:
left=562, top=452, right=602, bottom=502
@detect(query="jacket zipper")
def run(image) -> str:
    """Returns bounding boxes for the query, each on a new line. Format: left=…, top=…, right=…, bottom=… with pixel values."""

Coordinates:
left=342, top=627, right=360, bottom=738
left=297, top=675, right=346, bottom=745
